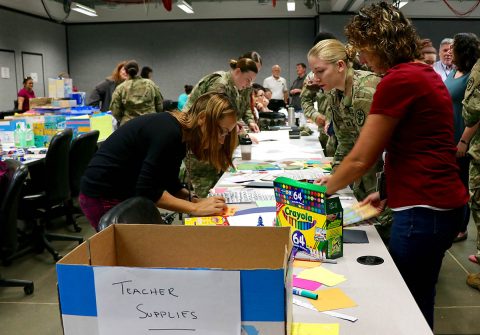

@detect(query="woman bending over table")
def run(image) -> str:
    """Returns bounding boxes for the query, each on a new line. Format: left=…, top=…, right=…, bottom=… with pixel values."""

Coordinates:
left=80, top=92, right=234, bottom=231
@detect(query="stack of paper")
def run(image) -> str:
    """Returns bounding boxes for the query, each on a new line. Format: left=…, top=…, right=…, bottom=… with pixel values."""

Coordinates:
left=343, top=202, right=379, bottom=226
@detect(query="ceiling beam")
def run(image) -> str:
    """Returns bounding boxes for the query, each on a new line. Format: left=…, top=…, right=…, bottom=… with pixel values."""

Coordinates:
left=330, top=0, right=350, bottom=11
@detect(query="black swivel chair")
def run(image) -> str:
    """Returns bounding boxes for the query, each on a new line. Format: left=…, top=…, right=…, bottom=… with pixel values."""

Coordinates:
left=67, top=130, right=100, bottom=232
left=0, top=160, right=34, bottom=295
left=21, top=128, right=83, bottom=261
left=98, top=197, right=166, bottom=231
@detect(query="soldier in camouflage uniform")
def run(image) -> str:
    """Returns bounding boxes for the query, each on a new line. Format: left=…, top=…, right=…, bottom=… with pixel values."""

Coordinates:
left=300, top=73, right=337, bottom=157
left=325, top=70, right=383, bottom=200
left=308, top=40, right=383, bottom=200
left=183, top=58, right=259, bottom=197
left=308, top=39, right=392, bottom=233
left=462, top=57, right=480, bottom=264
left=110, top=60, right=163, bottom=126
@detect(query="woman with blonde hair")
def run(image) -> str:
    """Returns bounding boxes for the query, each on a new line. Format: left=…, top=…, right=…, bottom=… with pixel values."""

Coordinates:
left=322, top=2, right=468, bottom=328
left=87, top=60, right=128, bottom=111
left=310, top=39, right=382, bottom=201
left=80, top=92, right=235, bottom=231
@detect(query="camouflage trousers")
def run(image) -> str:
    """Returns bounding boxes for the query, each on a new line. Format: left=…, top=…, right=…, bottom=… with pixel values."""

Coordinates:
left=183, top=153, right=222, bottom=198
left=468, top=187, right=480, bottom=252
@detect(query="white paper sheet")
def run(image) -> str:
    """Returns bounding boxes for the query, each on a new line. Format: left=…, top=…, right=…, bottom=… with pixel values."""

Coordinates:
left=227, top=211, right=277, bottom=227
left=94, top=267, right=241, bottom=335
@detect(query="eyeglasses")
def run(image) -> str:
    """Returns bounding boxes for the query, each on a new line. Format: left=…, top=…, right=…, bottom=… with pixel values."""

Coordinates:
left=219, top=126, right=232, bottom=138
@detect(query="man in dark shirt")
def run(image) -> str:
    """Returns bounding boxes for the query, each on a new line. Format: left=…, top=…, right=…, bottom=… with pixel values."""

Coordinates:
left=289, top=63, right=307, bottom=114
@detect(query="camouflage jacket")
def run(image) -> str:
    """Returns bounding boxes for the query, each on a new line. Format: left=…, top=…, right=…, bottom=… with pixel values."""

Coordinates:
left=463, top=59, right=480, bottom=160
left=463, top=59, right=480, bottom=188
left=327, top=70, right=380, bottom=167
left=183, top=71, right=255, bottom=125
left=110, top=77, right=163, bottom=125
left=328, top=70, right=382, bottom=198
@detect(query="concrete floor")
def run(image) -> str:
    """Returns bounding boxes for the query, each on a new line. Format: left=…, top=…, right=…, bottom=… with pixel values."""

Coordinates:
left=1, top=216, right=479, bottom=335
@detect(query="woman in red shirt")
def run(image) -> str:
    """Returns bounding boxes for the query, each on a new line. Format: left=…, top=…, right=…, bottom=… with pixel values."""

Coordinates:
left=323, top=2, right=468, bottom=329
left=17, top=76, right=35, bottom=111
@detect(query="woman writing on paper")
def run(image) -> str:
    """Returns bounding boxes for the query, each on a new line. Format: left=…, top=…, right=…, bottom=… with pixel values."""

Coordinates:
left=80, top=92, right=234, bottom=231
left=321, top=2, right=468, bottom=328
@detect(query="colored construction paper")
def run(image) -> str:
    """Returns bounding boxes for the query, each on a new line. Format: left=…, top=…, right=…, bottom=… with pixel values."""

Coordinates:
left=293, top=275, right=322, bottom=291
left=296, top=266, right=346, bottom=287
left=293, top=260, right=322, bottom=268
left=310, top=288, right=357, bottom=312
left=291, top=322, right=339, bottom=335
left=90, top=114, right=113, bottom=141
left=224, top=206, right=238, bottom=216
left=235, top=162, right=280, bottom=171
left=256, top=200, right=276, bottom=207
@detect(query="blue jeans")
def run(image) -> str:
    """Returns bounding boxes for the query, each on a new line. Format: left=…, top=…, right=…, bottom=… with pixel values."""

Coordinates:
left=389, top=206, right=464, bottom=329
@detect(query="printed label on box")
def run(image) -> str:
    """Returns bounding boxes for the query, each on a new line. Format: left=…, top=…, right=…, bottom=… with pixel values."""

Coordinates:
left=94, top=267, right=241, bottom=335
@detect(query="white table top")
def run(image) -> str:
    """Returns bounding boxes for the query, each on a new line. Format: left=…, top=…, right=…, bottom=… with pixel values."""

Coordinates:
left=216, top=130, right=432, bottom=335
left=246, top=129, right=325, bottom=161
left=292, top=226, right=432, bottom=334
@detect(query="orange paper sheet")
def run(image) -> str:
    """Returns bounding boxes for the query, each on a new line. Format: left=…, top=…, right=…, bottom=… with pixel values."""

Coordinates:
left=310, top=288, right=357, bottom=312
left=293, top=260, right=322, bottom=268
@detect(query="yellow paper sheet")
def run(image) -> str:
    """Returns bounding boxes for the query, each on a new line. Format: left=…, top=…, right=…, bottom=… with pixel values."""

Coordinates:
left=296, top=266, right=346, bottom=286
left=90, top=114, right=113, bottom=141
left=291, top=322, right=339, bottom=335
left=293, top=260, right=322, bottom=268
left=310, top=288, right=357, bottom=312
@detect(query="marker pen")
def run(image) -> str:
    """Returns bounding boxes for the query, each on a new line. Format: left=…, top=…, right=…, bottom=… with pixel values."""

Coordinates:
left=292, top=287, right=318, bottom=300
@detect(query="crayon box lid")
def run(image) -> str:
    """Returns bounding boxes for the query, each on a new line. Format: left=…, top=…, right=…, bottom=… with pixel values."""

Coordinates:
left=273, top=177, right=342, bottom=215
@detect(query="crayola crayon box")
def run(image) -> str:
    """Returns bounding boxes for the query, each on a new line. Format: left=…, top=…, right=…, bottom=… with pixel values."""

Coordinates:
left=274, top=177, right=343, bottom=259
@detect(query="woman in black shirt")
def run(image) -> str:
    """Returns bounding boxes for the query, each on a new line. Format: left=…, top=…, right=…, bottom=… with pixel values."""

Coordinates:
left=80, top=92, right=235, bottom=231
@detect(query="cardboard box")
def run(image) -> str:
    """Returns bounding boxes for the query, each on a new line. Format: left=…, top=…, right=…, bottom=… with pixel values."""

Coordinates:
left=57, top=224, right=293, bottom=335
left=29, top=97, right=52, bottom=109
left=274, top=177, right=343, bottom=259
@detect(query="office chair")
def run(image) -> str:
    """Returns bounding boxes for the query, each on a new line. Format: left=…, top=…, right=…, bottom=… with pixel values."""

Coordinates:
left=21, top=128, right=83, bottom=262
left=67, top=130, right=100, bottom=232
left=0, top=159, right=34, bottom=295
left=98, top=196, right=168, bottom=231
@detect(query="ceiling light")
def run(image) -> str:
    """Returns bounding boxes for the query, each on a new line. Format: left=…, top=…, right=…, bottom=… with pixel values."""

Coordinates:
left=398, top=1, right=408, bottom=8
left=71, top=2, right=97, bottom=17
left=177, top=0, right=194, bottom=14
left=287, top=1, right=296, bottom=11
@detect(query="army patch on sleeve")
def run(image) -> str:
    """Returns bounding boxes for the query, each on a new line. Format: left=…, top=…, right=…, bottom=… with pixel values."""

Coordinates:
left=466, top=78, right=474, bottom=92
left=355, top=109, right=366, bottom=126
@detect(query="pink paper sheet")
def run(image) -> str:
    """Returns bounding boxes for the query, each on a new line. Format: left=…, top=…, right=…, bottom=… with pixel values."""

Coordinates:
left=293, top=275, right=322, bottom=291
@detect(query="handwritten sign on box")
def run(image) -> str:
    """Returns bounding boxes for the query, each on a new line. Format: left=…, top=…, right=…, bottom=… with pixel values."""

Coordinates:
left=93, top=267, right=241, bottom=335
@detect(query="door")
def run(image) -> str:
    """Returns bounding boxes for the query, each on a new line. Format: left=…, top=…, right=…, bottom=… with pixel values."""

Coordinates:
left=0, top=49, right=17, bottom=111
left=22, top=52, right=45, bottom=97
